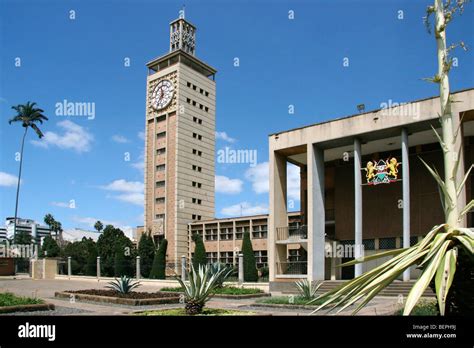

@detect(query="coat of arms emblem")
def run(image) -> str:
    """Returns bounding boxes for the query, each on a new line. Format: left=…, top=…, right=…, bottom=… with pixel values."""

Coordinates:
left=364, top=157, right=400, bottom=185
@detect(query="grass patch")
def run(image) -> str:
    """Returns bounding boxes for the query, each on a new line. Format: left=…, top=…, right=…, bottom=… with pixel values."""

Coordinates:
left=256, top=296, right=324, bottom=306
left=137, top=308, right=254, bottom=316
left=396, top=300, right=439, bottom=316
left=0, top=292, right=43, bottom=307
left=160, top=286, right=263, bottom=295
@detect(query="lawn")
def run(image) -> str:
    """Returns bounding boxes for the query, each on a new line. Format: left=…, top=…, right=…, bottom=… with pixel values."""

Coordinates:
left=160, top=286, right=263, bottom=295
left=0, top=292, right=44, bottom=307
left=137, top=308, right=254, bottom=316
left=256, top=296, right=325, bottom=306
left=396, top=300, right=439, bottom=316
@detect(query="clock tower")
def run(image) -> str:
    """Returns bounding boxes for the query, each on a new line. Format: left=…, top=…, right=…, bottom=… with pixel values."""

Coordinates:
left=144, top=13, right=217, bottom=273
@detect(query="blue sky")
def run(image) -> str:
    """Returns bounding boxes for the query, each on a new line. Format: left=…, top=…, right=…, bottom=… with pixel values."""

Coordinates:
left=0, top=0, right=473, bottom=233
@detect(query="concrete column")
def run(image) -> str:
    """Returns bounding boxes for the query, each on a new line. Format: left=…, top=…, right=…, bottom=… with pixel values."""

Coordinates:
left=181, top=255, right=186, bottom=281
left=136, top=256, right=141, bottom=281
left=238, top=253, right=244, bottom=284
left=307, top=143, right=325, bottom=281
left=96, top=256, right=101, bottom=281
left=354, top=138, right=363, bottom=277
left=401, top=128, right=411, bottom=281
left=67, top=256, right=71, bottom=279
left=268, top=151, right=288, bottom=281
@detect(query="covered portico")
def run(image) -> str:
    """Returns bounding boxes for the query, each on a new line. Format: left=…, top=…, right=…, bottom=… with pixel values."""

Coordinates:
left=268, top=89, right=474, bottom=284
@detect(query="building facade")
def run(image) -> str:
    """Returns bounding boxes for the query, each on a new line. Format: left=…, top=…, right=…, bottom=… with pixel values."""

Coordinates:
left=268, top=89, right=474, bottom=286
left=188, top=212, right=303, bottom=270
left=144, top=14, right=217, bottom=270
left=0, top=217, right=52, bottom=244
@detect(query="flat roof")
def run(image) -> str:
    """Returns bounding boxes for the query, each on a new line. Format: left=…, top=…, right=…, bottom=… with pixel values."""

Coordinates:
left=269, top=87, right=474, bottom=137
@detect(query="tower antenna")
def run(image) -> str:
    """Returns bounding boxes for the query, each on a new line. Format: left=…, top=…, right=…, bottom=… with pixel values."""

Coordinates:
left=180, top=4, right=185, bottom=19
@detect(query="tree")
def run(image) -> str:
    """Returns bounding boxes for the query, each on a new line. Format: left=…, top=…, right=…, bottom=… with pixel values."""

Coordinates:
left=311, top=0, right=473, bottom=316
left=191, top=233, right=206, bottom=269
left=114, top=244, right=132, bottom=277
left=138, top=232, right=155, bottom=278
left=97, top=225, right=135, bottom=277
left=40, top=235, right=60, bottom=258
left=150, top=239, right=167, bottom=279
left=9, top=102, right=48, bottom=241
left=242, top=231, right=258, bottom=282
left=85, top=242, right=98, bottom=276
left=43, top=214, right=63, bottom=242
left=94, top=221, right=104, bottom=234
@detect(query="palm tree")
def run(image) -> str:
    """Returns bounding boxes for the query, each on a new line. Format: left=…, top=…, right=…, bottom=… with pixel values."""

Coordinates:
left=94, top=221, right=104, bottom=234
left=9, top=102, right=48, bottom=241
left=310, top=0, right=473, bottom=316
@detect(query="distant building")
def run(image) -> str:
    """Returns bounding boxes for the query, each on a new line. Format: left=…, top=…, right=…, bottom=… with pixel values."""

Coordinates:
left=1, top=217, right=51, bottom=243
left=62, top=228, right=102, bottom=242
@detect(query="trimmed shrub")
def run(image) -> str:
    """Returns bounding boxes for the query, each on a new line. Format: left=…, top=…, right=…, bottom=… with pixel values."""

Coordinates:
left=242, top=231, right=258, bottom=282
left=191, top=233, right=207, bottom=269
left=150, top=239, right=167, bottom=279
left=138, top=233, right=155, bottom=278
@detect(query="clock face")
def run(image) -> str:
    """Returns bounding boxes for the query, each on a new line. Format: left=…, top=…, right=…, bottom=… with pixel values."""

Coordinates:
left=151, top=79, right=174, bottom=110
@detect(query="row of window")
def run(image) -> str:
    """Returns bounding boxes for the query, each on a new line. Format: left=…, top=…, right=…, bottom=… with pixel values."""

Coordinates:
left=186, top=81, right=210, bottom=97
left=192, top=132, right=202, bottom=140
left=191, top=226, right=268, bottom=241
left=192, top=165, right=202, bottom=172
left=201, top=251, right=268, bottom=268
left=192, top=214, right=202, bottom=221
left=186, top=97, right=209, bottom=113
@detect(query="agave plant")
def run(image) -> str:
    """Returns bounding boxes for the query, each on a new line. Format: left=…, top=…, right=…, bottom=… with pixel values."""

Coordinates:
left=176, top=263, right=231, bottom=315
left=105, top=276, right=141, bottom=295
left=295, top=279, right=322, bottom=300
left=310, top=0, right=473, bottom=316
left=210, top=262, right=233, bottom=288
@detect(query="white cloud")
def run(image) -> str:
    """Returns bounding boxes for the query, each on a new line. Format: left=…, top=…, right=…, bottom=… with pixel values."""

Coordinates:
left=111, top=134, right=130, bottom=143
left=215, top=131, right=236, bottom=143
left=100, top=179, right=144, bottom=193
left=138, top=131, right=146, bottom=141
left=245, top=162, right=269, bottom=194
left=245, top=161, right=300, bottom=200
left=0, top=172, right=19, bottom=187
left=100, top=179, right=144, bottom=206
left=215, top=175, right=243, bottom=194
left=51, top=201, right=76, bottom=209
left=31, top=120, right=93, bottom=153
left=113, top=193, right=144, bottom=206
left=221, top=202, right=268, bottom=216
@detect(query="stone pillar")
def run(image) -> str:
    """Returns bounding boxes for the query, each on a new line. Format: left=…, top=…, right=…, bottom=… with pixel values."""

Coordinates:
left=354, top=138, right=363, bottom=277
left=67, top=256, right=71, bottom=279
left=307, top=143, right=325, bottom=281
left=96, top=256, right=101, bottom=281
left=268, top=151, right=288, bottom=281
left=401, top=128, right=411, bottom=281
left=238, top=253, right=244, bottom=284
left=136, top=256, right=141, bottom=281
left=181, top=255, right=186, bottom=281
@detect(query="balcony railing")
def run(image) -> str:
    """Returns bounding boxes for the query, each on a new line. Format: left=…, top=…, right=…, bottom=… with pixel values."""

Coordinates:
left=276, top=225, right=308, bottom=241
left=276, top=261, right=307, bottom=275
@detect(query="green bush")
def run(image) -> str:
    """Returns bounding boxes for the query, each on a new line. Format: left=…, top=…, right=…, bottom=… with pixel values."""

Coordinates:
left=40, top=235, right=60, bottom=257
left=150, top=239, right=167, bottom=279
left=0, top=292, right=43, bottom=307
left=242, top=231, right=258, bottom=282
left=191, top=233, right=207, bottom=269
left=138, top=233, right=155, bottom=278
left=97, top=225, right=135, bottom=277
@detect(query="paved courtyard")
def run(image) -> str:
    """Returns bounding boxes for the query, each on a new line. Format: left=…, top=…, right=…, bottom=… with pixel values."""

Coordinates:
left=0, top=276, right=401, bottom=316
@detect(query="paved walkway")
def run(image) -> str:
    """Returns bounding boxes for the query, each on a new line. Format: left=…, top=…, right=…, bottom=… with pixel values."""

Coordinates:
left=0, top=276, right=401, bottom=316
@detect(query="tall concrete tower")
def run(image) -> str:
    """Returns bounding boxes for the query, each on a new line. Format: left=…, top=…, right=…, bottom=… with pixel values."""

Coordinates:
left=144, top=12, right=217, bottom=272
